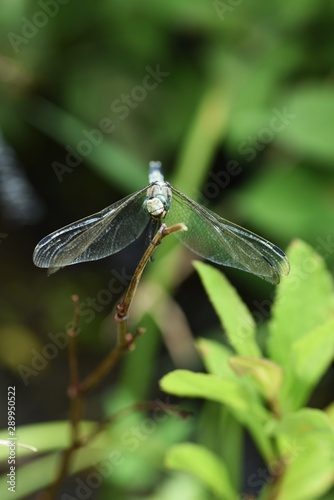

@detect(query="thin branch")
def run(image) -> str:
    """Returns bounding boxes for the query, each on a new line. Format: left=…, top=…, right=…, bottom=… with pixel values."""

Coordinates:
left=80, top=223, right=186, bottom=396
left=115, top=223, right=187, bottom=334
left=45, top=222, right=186, bottom=499
left=78, top=328, right=144, bottom=395
left=67, top=294, right=80, bottom=399
left=47, top=295, right=83, bottom=499
left=67, top=295, right=83, bottom=443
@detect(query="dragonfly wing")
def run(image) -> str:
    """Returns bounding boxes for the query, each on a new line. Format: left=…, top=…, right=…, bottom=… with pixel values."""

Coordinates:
left=167, top=186, right=290, bottom=284
left=33, top=186, right=149, bottom=273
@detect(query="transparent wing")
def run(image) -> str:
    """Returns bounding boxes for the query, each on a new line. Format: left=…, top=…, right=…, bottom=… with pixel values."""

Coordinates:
left=166, top=186, right=290, bottom=284
left=33, top=186, right=150, bottom=273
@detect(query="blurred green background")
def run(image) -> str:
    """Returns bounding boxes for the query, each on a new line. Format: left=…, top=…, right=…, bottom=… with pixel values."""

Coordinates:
left=0, top=0, right=334, bottom=498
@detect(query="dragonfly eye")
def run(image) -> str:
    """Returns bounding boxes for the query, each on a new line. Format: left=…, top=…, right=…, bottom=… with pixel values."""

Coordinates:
left=144, top=196, right=168, bottom=220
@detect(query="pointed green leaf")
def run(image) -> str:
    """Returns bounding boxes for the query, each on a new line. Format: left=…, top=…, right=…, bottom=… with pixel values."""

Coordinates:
left=229, top=356, right=283, bottom=402
left=161, top=370, right=248, bottom=412
left=195, top=338, right=234, bottom=378
left=160, top=370, right=270, bottom=422
left=194, top=261, right=261, bottom=357
left=268, top=240, right=334, bottom=412
left=165, top=443, right=236, bottom=499
left=161, top=369, right=275, bottom=462
left=290, top=317, right=334, bottom=408
left=264, top=447, right=334, bottom=500
left=194, top=341, right=276, bottom=462
left=270, top=410, right=334, bottom=500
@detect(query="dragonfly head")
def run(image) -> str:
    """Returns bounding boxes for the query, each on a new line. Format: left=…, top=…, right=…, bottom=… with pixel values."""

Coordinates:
left=144, top=194, right=170, bottom=220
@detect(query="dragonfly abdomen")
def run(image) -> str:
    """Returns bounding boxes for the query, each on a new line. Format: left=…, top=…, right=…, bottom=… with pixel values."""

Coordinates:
left=148, top=161, right=164, bottom=184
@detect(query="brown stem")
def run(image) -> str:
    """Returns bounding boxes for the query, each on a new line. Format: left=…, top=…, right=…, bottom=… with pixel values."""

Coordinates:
left=79, top=328, right=143, bottom=395
left=47, top=295, right=83, bottom=499
left=115, top=223, right=187, bottom=323
left=45, top=222, right=186, bottom=499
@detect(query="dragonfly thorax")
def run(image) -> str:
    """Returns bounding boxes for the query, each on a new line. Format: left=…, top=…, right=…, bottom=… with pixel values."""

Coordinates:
left=144, top=181, right=171, bottom=220
left=144, top=194, right=169, bottom=220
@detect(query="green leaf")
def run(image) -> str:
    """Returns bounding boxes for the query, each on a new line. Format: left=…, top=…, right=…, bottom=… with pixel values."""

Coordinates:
left=152, top=473, right=210, bottom=500
left=269, top=240, right=334, bottom=354
left=0, top=421, right=113, bottom=499
left=194, top=261, right=261, bottom=357
left=0, top=453, right=60, bottom=500
left=198, top=402, right=243, bottom=492
left=0, top=421, right=73, bottom=460
left=291, top=317, right=334, bottom=408
left=195, top=338, right=234, bottom=378
left=196, top=339, right=273, bottom=464
left=264, top=447, right=334, bottom=500
left=229, top=356, right=283, bottom=402
left=165, top=443, right=236, bottom=499
left=161, top=370, right=249, bottom=413
left=268, top=410, right=334, bottom=500
left=275, top=408, right=333, bottom=436
left=268, top=239, right=334, bottom=411
left=0, top=446, right=115, bottom=500
left=160, top=370, right=270, bottom=425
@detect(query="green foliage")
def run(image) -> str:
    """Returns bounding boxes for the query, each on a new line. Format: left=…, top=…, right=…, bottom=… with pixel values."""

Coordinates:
left=2, top=241, right=332, bottom=499
left=277, top=85, right=334, bottom=164
left=192, top=261, right=261, bottom=357
left=160, top=241, right=334, bottom=499
left=165, top=443, right=235, bottom=499
left=0, top=409, right=192, bottom=499
left=1, top=0, right=334, bottom=498
left=268, top=240, right=334, bottom=412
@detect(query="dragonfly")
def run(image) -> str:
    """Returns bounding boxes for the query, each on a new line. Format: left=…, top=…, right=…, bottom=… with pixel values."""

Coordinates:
left=33, top=161, right=290, bottom=284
